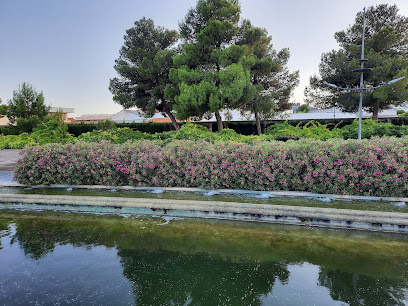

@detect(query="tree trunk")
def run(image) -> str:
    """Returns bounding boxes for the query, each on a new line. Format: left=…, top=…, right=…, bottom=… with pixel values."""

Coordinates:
left=215, top=111, right=223, bottom=132
left=372, top=100, right=380, bottom=120
left=255, top=111, right=262, bottom=135
left=165, top=109, right=180, bottom=131
left=161, top=96, right=179, bottom=131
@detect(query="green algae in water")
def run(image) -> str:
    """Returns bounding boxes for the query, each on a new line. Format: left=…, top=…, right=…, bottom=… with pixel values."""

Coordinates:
left=0, top=210, right=407, bottom=305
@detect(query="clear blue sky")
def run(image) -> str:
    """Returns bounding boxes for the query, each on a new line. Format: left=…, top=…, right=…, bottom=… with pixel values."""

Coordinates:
left=1, top=0, right=408, bottom=117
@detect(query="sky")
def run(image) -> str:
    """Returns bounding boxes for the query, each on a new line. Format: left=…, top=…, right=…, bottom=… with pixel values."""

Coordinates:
left=1, top=0, right=408, bottom=118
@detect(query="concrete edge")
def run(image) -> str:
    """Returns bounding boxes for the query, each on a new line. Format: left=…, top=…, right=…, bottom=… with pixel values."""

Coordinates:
left=1, top=193, right=407, bottom=233
left=1, top=183, right=408, bottom=203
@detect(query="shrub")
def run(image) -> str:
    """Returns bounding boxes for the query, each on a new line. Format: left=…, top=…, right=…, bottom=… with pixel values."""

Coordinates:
left=0, top=126, right=19, bottom=136
left=264, top=121, right=340, bottom=140
left=0, top=120, right=75, bottom=149
left=297, top=104, right=310, bottom=113
left=340, top=119, right=408, bottom=139
left=67, top=123, right=97, bottom=137
left=96, top=119, right=116, bottom=131
left=16, top=116, right=42, bottom=133
left=14, top=137, right=408, bottom=197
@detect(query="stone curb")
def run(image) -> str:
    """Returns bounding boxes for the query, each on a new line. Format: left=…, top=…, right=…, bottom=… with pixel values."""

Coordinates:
left=1, top=183, right=408, bottom=203
left=1, top=194, right=407, bottom=233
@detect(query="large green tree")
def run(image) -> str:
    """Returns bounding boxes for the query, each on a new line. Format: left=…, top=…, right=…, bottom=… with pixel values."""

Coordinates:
left=305, top=4, right=408, bottom=119
left=109, top=18, right=180, bottom=130
left=167, top=0, right=251, bottom=132
left=236, top=20, right=299, bottom=135
left=7, top=82, right=49, bottom=125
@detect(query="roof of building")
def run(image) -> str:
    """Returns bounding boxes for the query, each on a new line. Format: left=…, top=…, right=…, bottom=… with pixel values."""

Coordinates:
left=76, top=114, right=112, bottom=121
left=49, top=107, right=75, bottom=113
left=0, top=116, right=10, bottom=126
left=109, top=109, right=146, bottom=123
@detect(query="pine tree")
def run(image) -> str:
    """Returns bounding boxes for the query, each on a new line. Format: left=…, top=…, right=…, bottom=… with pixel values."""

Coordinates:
left=109, top=18, right=180, bottom=130
left=306, top=4, right=408, bottom=119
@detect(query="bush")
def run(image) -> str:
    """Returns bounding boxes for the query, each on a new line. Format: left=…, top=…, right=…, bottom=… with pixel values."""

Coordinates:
left=0, top=126, right=19, bottom=136
left=67, top=123, right=97, bottom=137
left=264, top=121, right=341, bottom=140
left=96, top=119, right=116, bottom=131
left=77, top=128, right=155, bottom=144
left=0, top=120, right=75, bottom=149
left=297, top=104, right=310, bottom=113
left=14, top=137, right=408, bottom=197
left=116, top=122, right=178, bottom=133
left=29, top=120, right=76, bottom=145
left=340, top=119, right=408, bottom=139
left=16, top=116, right=42, bottom=133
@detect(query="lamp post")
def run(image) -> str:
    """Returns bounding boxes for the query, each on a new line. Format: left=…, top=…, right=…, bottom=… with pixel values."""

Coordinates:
left=324, top=7, right=405, bottom=141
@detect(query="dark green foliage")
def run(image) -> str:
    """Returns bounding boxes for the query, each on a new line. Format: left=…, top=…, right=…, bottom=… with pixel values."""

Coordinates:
left=236, top=20, right=299, bottom=135
left=67, top=123, right=97, bottom=137
left=96, top=119, right=116, bottom=131
left=169, top=0, right=250, bottom=132
left=6, top=82, right=49, bottom=124
left=109, top=18, right=180, bottom=129
left=0, top=125, right=19, bottom=135
left=116, top=122, right=181, bottom=133
left=390, top=117, right=408, bottom=126
left=397, top=109, right=408, bottom=117
left=0, top=99, right=8, bottom=116
left=297, top=104, right=310, bottom=113
left=306, top=4, right=408, bottom=119
left=16, top=116, right=42, bottom=133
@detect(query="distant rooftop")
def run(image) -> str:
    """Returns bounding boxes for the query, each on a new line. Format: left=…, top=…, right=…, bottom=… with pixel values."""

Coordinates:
left=76, top=114, right=112, bottom=121
left=49, top=107, right=75, bottom=113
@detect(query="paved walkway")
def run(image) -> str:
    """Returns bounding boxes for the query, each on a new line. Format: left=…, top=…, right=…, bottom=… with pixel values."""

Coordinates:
left=0, top=149, right=22, bottom=171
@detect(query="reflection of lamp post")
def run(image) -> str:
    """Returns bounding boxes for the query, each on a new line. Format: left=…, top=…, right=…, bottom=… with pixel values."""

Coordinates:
left=324, top=7, right=405, bottom=140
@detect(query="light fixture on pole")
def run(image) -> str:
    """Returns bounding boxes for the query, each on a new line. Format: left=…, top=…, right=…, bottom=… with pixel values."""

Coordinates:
left=324, top=7, right=405, bottom=140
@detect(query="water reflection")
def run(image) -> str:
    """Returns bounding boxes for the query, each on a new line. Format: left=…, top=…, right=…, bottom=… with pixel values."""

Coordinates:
left=0, top=210, right=407, bottom=305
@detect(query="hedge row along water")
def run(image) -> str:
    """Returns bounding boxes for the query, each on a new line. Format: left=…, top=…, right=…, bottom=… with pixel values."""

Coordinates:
left=14, top=137, right=408, bottom=197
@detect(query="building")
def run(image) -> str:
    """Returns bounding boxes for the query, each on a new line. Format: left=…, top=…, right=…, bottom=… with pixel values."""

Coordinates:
left=0, top=106, right=74, bottom=126
left=75, top=114, right=112, bottom=124
left=48, top=107, right=75, bottom=124
left=109, top=109, right=183, bottom=124
left=287, top=106, right=397, bottom=121
left=109, top=109, right=145, bottom=123
left=0, top=116, right=10, bottom=127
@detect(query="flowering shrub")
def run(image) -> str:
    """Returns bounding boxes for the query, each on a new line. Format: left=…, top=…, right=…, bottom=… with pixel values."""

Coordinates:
left=14, top=137, right=408, bottom=197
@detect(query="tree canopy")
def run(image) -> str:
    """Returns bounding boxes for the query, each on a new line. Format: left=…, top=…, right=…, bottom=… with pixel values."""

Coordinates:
left=305, top=4, right=408, bottom=119
left=110, top=0, right=298, bottom=133
left=109, top=18, right=180, bottom=130
left=6, top=83, right=49, bottom=125
left=236, top=20, right=299, bottom=135
left=167, top=0, right=247, bottom=132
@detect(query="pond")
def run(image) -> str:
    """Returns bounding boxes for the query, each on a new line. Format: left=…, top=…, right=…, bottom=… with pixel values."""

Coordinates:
left=0, top=210, right=407, bottom=305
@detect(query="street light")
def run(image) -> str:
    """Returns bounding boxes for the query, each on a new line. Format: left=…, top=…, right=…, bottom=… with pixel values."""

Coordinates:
left=324, top=7, right=405, bottom=141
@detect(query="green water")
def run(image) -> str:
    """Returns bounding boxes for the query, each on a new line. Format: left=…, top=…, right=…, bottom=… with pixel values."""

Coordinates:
left=1, top=186, right=408, bottom=213
left=0, top=210, right=407, bottom=305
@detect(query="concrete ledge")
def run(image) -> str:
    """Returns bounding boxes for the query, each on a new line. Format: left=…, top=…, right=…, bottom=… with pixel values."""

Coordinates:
left=1, top=194, right=407, bottom=233
left=1, top=183, right=408, bottom=203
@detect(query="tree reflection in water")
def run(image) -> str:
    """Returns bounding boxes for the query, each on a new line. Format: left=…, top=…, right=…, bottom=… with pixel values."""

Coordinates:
left=1, top=210, right=407, bottom=305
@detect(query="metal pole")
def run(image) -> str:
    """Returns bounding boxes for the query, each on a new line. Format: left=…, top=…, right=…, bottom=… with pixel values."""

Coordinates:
left=358, top=8, right=366, bottom=141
